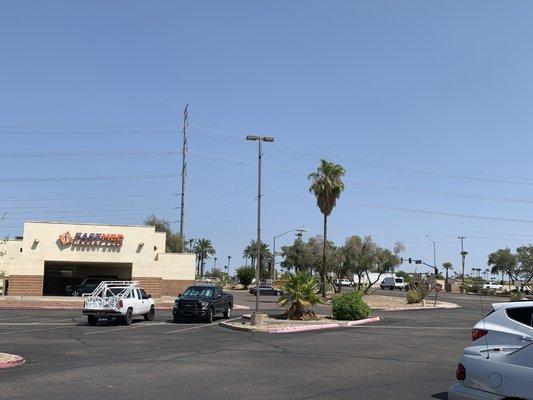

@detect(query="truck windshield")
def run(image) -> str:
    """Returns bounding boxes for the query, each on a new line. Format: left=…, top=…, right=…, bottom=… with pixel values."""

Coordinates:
left=183, top=287, right=213, bottom=298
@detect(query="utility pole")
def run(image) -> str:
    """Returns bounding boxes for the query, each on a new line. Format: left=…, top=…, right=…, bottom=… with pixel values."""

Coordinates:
left=179, top=105, right=189, bottom=248
left=458, top=236, right=467, bottom=288
left=227, top=255, right=231, bottom=275
left=425, top=235, right=437, bottom=275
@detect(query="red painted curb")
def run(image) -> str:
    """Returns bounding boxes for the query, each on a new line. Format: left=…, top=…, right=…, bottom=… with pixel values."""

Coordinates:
left=0, top=354, right=25, bottom=369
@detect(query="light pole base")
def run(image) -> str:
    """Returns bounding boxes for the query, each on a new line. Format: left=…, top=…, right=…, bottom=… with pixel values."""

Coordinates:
left=251, top=312, right=266, bottom=326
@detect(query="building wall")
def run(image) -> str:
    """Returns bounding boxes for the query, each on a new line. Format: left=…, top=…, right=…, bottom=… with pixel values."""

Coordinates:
left=0, top=222, right=195, bottom=297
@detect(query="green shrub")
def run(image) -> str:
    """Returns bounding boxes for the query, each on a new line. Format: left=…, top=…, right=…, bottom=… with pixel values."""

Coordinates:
left=331, top=291, right=371, bottom=321
left=407, top=289, right=424, bottom=304
left=236, top=266, right=255, bottom=289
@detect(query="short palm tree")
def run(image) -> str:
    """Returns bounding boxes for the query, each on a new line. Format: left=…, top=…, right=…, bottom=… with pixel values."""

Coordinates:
left=194, top=239, right=216, bottom=277
left=308, top=159, right=346, bottom=297
left=278, top=272, right=322, bottom=320
left=242, top=239, right=272, bottom=277
left=442, top=261, right=453, bottom=285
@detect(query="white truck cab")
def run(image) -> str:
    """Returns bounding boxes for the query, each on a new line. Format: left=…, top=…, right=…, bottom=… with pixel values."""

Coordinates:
left=82, top=281, right=155, bottom=326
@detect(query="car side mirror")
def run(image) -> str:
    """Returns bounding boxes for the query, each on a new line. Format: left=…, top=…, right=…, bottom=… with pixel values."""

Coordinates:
left=216, top=294, right=222, bottom=299
left=147, top=294, right=151, bottom=299
left=177, top=292, right=181, bottom=298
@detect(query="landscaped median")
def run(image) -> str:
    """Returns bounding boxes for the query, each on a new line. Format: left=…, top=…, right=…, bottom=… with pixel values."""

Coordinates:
left=0, top=353, right=24, bottom=369
left=219, top=314, right=382, bottom=333
left=362, top=294, right=460, bottom=311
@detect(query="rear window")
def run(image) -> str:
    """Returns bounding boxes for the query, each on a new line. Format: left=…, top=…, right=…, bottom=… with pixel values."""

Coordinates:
left=506, top=307, right=533, bottom=327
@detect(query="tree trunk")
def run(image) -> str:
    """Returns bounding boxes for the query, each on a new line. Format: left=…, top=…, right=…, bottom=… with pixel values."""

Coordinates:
left=200, top=255, right=205, bottom=277
left=321, top=213, right=328, bottom=298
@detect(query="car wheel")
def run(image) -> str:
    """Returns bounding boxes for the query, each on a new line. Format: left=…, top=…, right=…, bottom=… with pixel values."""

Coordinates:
left=223, top=306, right=231, bottom=319
left=143, top=306, right=155, bottom=321
left=72, top=291, right=80, bottom=297
left=206, top=308, right=214, bottom=323
left=87, top=315, right=99, bottom=326
left=123, top=308, right=133, bottom=325
left=380, top=286, right=384, bottom=290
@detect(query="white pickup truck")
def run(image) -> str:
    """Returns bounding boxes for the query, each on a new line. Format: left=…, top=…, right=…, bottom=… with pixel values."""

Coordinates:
left=82, top=281, right=155, bottom=326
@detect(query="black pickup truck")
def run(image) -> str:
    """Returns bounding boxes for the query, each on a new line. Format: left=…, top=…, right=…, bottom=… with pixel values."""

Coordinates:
left=173, top=285, right=233, bottom=323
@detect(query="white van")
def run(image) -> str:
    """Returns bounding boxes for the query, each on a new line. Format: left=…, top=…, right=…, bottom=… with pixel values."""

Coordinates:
left=380, top=276, right=406, bottom=291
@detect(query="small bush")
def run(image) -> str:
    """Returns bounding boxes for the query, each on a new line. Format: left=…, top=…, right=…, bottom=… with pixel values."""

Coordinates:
left=331, top=291, right=371, bottom=321
left=407, top=289, right=423, bottom=304
left=236, top=266, right=255, bottom=289
left=510, top=291, right=524, bottom=302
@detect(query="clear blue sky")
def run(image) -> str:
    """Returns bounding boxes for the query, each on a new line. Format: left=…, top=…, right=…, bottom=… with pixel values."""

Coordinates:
left=2, top=1, right=533, bottom=277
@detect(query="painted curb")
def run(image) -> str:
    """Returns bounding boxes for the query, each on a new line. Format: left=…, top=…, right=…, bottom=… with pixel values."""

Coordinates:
left=0, top=354, right=25, bottom=369
left=346, top=316, right=381, bottom=326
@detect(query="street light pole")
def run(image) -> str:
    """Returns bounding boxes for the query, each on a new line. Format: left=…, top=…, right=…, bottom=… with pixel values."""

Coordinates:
left=425, top=235, right=437, bottom=275
left=273, top=228, right=307, bottom=280
left=214, top=257, right=217, bottom=270
left=227, top=255, right=231, bottom=276
left=246, top=134, right=275, bottom=325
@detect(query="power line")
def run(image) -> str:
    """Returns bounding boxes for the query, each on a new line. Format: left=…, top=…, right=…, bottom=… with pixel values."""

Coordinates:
left=0, top=151, right=179, bottom=158
left=0, top=193, right=176, bottom=203
left=0, top=173, right=177, bottom=183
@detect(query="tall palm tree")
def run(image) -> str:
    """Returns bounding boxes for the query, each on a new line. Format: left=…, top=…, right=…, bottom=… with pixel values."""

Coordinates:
left=308, top=159, right=346, bottom=298
left=194, top=239, right=216, bottom=277
left=242, top=239, right=272, bottom=277
left=442, top=261, right=453, bottom=285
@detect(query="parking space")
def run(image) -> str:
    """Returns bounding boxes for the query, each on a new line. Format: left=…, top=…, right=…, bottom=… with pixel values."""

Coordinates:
left=0, top=291, right=491, bottom=400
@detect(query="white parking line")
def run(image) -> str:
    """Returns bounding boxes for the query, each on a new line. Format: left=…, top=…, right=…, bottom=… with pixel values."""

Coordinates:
left=352, top=325, right=471, bottom=330
left=164, top=317, right=242, bottom=334
left=0, top=322, right=75, bottom=326
left=83, top=322, right=167, bottom=335
left=0, top=325, right=77, bottom=335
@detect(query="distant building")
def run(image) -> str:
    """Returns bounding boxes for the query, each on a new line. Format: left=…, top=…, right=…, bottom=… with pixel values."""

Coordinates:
left=0, top=221, right=195, bottom=297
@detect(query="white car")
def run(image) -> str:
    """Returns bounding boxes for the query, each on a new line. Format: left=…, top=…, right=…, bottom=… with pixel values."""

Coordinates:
left=449, top=344, right=533, bottom=400
left=472, top=301, right=533, bottom=347
left=380, top=276, right=406, bottom=290
left=336, top=278, right=352, bottom=287
left=483, top=282, right=504, bottom=291
left=83, top=281, right=155, bottom=326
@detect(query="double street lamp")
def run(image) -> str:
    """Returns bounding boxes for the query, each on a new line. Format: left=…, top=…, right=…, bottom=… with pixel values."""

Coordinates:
left=246, top=135, right=275, bottom=325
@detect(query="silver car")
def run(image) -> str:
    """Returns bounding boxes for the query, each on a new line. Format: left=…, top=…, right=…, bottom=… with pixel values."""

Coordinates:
left=472, top=301, right=533, bottom=347
left=449, top=344, right=533, bottom=400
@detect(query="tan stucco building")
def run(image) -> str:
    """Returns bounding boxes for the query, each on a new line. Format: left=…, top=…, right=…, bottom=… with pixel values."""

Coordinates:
left=0, top=221, right=195, bottom=297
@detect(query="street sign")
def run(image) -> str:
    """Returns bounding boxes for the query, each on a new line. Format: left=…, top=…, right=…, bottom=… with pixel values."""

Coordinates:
left=434, top=283, right=443, bottom=292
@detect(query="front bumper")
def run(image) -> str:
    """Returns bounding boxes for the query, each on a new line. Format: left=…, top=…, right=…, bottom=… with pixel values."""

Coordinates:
left=448, top=383, right=503, bottom=400
left=173, top=307, right=209, bottom=319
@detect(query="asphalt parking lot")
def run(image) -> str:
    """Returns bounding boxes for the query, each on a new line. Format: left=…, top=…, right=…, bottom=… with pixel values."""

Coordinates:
left=0, top=291, right=498, bottom=400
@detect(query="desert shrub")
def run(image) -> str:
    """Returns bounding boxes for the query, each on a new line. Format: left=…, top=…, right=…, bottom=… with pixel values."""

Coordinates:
left=331, top=291, right=371, bottom=321
left=278, top=272, right=321, bottom=320
left=407, top=289, right=424, bottom=304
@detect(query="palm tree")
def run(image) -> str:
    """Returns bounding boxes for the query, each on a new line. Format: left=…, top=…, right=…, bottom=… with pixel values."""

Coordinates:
left=278, top=272, right=322, bottom=320
left=242, top=240, right=272, bottom=277
left=194, top=239, right=216, bottom=277
left=442, top=262, right=453, bottom=285
left=308, top=159, right=346, bottom=298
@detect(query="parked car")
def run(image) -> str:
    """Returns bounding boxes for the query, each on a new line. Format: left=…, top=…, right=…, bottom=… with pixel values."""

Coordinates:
left=448, top=344, right=533, bottom=399
left=335, top=278, right=353, bottom=287
left=82, top=281, right=155, bottom=326
left=380, top=276, right=406, bottom=291
left=249, top=284, right=283, bottom=296
left=472, top=301, right=533, bottom=347
left=483, top=282, right=504, bottom=291
left=173, top=285, right=233, bottom=323
left=66, top=278, right=109, bottom=296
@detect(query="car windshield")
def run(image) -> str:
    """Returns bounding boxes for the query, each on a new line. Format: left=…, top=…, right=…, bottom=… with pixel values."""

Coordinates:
left=183, top=287, right=213, bottom=298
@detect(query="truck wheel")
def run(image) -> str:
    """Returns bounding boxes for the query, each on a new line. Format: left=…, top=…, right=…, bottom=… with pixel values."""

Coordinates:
left=123, top=308, right=133, bottom=325
left=87, top=315, right=99, bottom=326
left=223, top=306, right=231, bottom=319
left=173, top=315, right=181, bottom=323
left=206, top=308, right=214, bottom=323
left=143, top=306, right=155, bottom=321
left=389, top=286, right=394, bottom=290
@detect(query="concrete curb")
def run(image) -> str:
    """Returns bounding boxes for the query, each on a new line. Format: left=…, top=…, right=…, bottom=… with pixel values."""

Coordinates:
left=374, top=301, right=460, bottom=312
left=0, top=353, right=25, bottom=369
left=219, top=315, right=382, bottom=333
left=346, top=316, right=381, bottom=326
